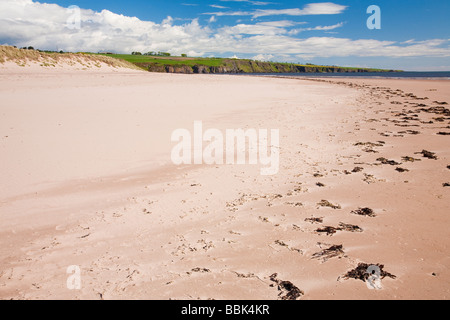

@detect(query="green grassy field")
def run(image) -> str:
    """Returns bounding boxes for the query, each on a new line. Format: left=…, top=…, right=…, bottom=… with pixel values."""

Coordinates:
left=96, top=53, right=400, bottom=74
left=98, top=54, right=225, bottom=67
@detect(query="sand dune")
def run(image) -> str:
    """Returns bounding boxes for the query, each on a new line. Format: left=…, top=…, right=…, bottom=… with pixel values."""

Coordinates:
left=0, top=45, right=142, bottom=73
left=0, top=64, right=449, bottom=299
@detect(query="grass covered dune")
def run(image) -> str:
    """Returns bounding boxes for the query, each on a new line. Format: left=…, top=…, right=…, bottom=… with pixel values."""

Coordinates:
left=0, top=46, right=141, bottom=70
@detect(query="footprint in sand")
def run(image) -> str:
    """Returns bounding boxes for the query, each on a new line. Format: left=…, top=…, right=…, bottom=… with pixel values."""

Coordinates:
left=285, top=201, right=303, bottom=207
left=273, top=240, right=303, bottom=254
left=187, top=268, right=211, bottom=275
left=363, top=173, right=385, bottom=184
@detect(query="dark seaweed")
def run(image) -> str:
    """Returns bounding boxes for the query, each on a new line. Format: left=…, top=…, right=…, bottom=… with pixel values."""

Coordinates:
left=315, top=226, right=339, bottom=236
left=343, top=263, right=396, bottom=282
left=317, top=200, right=341, bottom=210
left=269, top=273, right=304, bottom=300
left=377, top=157, right=401, bottom=166
left=351, top=207, right=376, bottom=217
left=312, top=245, right=345, bottom=262
left=305, top=217, right=323, bottom=224
left=338, top=222, right=363, bottom=233
left=417, top=150, right=438, bottom=160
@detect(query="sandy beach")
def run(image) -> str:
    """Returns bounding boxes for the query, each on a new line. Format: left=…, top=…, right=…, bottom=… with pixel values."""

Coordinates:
left=0, top=63, right=449, bottom=300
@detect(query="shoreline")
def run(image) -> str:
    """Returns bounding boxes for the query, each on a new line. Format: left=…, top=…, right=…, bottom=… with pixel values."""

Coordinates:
left=234, top=73, right=450, bottom=81
left=0, top=68, right=449, bottom=299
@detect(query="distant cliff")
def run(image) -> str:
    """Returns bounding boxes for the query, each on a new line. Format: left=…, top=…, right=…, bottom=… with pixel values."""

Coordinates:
left=135, top=59, right=399, bottom=74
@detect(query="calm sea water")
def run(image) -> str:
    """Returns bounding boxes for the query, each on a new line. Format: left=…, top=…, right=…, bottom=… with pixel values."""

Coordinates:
left=248, top=71, right=450, bottom=79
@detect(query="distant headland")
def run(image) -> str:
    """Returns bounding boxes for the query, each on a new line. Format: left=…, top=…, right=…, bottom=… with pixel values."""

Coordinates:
left=99, top=51, right=403, bottom=74
left=0, top=46, right=402, bottom=74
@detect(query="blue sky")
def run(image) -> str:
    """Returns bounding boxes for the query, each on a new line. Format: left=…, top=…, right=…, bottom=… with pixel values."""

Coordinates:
left=1, top=0, right=449, bottom=70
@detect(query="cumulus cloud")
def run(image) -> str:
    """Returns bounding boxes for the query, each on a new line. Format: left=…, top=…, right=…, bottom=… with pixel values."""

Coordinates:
left=252, top=53, right=274, bottom=61
left=0, top=0, right=449, bottom=61
left=0, top=0, right=212, bottom=54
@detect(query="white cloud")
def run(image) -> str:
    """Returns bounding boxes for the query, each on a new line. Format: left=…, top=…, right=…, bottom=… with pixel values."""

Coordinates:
left=257, top=20, right=306, bottom=27
left=220, top=0, right=274, bottom=5
left=253, top=3, right=347, bottom=18
left=206, top=2, right=347, bottom=18
left=411, top=65, right=450, bottom=71
left=0, top=0, right=212, bottom=54
left=219, top=23, right=288, bottom=35
left=0, top=0, right=449, bottom=62
left=252, top=53, right=274, bottom=61
left=210, top=5, right=228, bottom=9
left=312, top=22, right=344, bottom=31
left=402, top=39, right=416, bottom=44
left=205, top=10, right=250, bottom=17
left=300, top=2, right=347, bottom=15
left=288, top=22, right=344, bottom=35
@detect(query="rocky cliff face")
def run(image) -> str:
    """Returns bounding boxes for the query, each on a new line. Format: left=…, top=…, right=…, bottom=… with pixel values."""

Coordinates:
left=137, top=59, right=393, bottom=74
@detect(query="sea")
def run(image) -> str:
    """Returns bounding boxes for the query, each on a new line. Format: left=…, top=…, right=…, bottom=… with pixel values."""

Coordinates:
left=247, top=71, right=450, bottom=80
